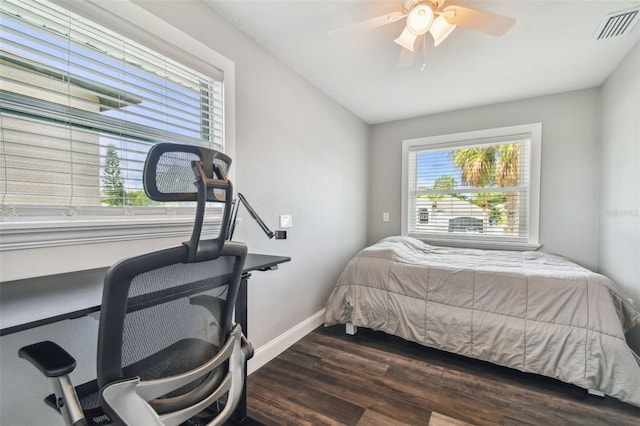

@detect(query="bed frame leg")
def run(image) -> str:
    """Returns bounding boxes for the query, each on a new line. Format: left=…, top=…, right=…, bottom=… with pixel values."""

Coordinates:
left=345, top=323, right=357, bottom=336
left=588, top=389, right=605, bottom=398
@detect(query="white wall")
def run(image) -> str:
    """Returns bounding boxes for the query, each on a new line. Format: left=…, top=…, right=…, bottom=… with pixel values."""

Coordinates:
left=0, top=1, right=369, bottom=424
left=132, top=0, right=369, bottom=350
left=369, top=88, right=601, bottom=270
left=599, top=42, right=640, bottom=351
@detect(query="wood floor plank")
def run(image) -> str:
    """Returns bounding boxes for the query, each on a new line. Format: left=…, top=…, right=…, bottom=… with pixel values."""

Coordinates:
left=428, top=412, right=474, bottom=426
left=305, top=331, right=447, bottom=380
left=245, top=326, right=640, bottom=425
left=315, top=351, right=502, bottom=425
left=273, top=335, right=439, bottom=424
left=277, top=347, right=321, bottom=369
left=356, top=408, right=415, bottom=426
left=258, top=357, right=366, bottom=425
left=247, top=376, right=345, bottom=426
left=294, top=336, right=390, bottom=377
left=439, top=366, right=640, bottom=426
left=266, top=356, right=379, bottom=409
left=313, top=353, right=501, bottom=425
left=385, top=361, right=560, bottom=425
left=312, top=356, right=437, bottom=424
left=364, top=397, right=433, bottom=425
left=313, top=355, right=437, bottom=407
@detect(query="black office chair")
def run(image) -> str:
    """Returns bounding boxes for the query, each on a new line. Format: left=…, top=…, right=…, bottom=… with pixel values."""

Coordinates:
left=19, top=143, right=251, bottom=426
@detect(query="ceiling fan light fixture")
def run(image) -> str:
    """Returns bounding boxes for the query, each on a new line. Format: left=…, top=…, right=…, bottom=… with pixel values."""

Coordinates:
left=430, top=15, right=456, bottom=46
left=394, top=26, right=419, bottom=51
left=406, top=3, right=435, bottom=35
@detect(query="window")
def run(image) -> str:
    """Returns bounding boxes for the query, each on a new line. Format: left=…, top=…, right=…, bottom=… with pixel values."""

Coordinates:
left=0, top=0, right=233, bottom=249
left=401, top=123, right=541, bottom=250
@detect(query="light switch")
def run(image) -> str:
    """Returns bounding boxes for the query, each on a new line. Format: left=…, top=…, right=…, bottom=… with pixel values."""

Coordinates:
left=279, top=214, right=292, bottom=228
left=383, top=212, right=389, bottom=222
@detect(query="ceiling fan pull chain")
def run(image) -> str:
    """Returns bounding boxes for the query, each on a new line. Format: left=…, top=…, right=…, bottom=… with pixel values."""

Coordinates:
left=420, top=34, right=427, bottom=72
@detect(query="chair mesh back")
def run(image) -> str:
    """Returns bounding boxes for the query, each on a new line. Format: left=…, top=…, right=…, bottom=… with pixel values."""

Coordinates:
left=154, top=151, right=202, bottom=194
left=144, top=143, right=232, bottom=204
left=120, top=258, right=234, bottom=393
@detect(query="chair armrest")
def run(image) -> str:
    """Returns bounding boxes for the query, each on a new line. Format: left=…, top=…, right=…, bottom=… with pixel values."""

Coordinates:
left=19, top=342, right=87, bottom=425
left=19, top=341, right=77, bottom=377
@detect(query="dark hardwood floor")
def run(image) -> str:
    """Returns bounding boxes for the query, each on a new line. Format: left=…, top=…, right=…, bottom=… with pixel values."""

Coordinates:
left=245, top=325, right=640, bottom=425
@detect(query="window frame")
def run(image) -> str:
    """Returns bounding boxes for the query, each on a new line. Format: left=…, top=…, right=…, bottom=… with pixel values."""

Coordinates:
left=0, top=0, right=236, bottom=251
left=401, top=123, right=542, bottom=251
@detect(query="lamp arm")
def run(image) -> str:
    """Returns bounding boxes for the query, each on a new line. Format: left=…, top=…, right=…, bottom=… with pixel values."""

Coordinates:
left=227, top=193, right=274, bottom=240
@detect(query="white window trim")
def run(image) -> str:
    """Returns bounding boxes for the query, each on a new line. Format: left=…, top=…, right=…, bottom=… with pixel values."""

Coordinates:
left=401, top=123, right=542, bottom=251
left=1, top=0, right=236, bottom=251
left=0, top=217, right=223, bottom=251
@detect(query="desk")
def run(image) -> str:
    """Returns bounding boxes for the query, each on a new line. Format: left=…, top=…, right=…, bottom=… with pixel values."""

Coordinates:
left=0, top=253, right=290, bottom=336
left=0, top=253, right=290, bottom=424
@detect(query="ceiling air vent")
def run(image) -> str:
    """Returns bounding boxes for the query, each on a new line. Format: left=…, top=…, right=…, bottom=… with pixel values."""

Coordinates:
left=593, top=8, right=640, bottom=40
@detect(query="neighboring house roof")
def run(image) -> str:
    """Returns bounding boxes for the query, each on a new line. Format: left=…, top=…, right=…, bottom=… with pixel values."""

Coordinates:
left=1, top=50, right=141, bottom=110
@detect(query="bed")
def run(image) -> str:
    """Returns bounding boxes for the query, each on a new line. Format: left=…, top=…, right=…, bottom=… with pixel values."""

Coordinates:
left=324, top=236, right=640, bottom=407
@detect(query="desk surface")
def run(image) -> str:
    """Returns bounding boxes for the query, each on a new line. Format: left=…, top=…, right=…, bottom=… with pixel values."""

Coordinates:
left=0, top=253, right=290, bottom=336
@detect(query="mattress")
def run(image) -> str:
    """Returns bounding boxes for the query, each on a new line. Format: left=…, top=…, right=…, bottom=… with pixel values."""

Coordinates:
left=324, top=236, right=640, bottom=407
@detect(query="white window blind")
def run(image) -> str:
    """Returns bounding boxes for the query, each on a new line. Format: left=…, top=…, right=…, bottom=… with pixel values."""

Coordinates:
left=402, top=124, right=541, bottom=249
left=0, top=0, right=225, bottom=221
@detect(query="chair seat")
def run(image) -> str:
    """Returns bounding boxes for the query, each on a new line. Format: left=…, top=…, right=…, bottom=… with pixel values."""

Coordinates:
left=124, top=338, right=224, bottom=415
left=44, top=338, right=225, bottom=425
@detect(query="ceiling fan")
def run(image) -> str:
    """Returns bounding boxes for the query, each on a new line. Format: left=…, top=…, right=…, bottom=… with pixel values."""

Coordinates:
left=332, top=0, right=515, bottom=68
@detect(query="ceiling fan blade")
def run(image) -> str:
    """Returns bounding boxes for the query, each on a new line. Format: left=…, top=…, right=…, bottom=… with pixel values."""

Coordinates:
left=397, top=46, right=417, bottom=68
left=329, top=11, right=407, bottom=35
left=442, top=5, right=515, bottom=36
left=394, top=26, right=419, bottom=52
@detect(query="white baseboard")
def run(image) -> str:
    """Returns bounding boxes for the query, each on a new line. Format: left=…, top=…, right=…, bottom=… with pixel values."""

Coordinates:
left=247, top=309, right=325, bottom=375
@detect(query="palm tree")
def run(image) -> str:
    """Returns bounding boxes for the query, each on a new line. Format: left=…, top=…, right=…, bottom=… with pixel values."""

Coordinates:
left=452, top=147, right=496, bottom=188
left=452, top=144, right=521, bottom=236
left=495, top=144, right=521, bottom=234
left=453, top=147, right=496, bottom=232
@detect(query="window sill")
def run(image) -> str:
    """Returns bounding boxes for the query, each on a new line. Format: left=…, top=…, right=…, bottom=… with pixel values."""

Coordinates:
left=408, top=233, right=541, bottom=251
left=0, top=217, right=223, bottom=251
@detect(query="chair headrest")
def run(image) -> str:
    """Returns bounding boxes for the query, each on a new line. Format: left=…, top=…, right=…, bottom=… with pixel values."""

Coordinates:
left=143, top=143, right=232, bottom=203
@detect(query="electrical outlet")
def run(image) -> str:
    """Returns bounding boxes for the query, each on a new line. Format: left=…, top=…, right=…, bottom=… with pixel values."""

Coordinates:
left=383, top=212, right=389, bottom=222
left=279, top=214, right=292, bottom=228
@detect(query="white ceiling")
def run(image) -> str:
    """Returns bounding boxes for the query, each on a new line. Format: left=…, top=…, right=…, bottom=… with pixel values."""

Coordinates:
left=206, top=0, right=640, bottom=124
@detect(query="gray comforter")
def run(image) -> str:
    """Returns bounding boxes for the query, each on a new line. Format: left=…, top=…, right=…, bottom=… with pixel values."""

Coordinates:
left=324, top=236, right=640, bottom=407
